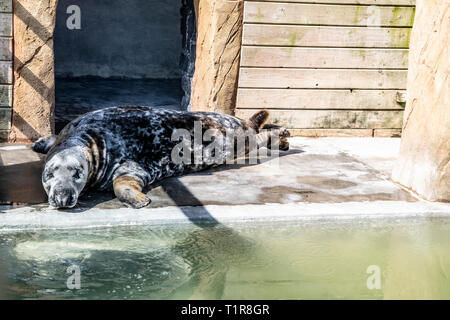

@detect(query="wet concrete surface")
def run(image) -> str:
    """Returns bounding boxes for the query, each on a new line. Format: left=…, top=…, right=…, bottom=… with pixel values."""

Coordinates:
left=55, top=78, right=183, bottom=132
left=0, top=138, right=418, bottom=210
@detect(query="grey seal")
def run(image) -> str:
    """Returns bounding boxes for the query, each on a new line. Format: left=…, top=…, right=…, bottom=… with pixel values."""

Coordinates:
left=32, top=106, right=289, bottom=209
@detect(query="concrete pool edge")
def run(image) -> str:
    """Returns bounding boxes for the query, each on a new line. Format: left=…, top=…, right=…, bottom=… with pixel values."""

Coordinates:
left=1, top=200, right=450, bottom=232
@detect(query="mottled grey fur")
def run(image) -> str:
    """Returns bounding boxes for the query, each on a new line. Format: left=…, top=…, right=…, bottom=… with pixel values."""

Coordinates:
left=33, top=106, right=289, bottom=209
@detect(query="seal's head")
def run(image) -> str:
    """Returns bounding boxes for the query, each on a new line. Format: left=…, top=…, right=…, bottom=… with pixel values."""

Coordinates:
left=42, top=146, right=89, bottom=208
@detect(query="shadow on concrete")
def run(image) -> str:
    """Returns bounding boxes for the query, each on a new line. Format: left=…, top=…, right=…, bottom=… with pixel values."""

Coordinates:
left=192, top=148, right=305, bottom=176
left=160, top=178, right=219, bottom=227
left=0, top=160, right=46, bottom=204
left=65, top=147, right=304, bottom=213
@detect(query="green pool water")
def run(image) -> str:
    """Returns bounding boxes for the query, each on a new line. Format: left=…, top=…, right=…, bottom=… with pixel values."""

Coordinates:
left=1, top=217, right=450, bottom=299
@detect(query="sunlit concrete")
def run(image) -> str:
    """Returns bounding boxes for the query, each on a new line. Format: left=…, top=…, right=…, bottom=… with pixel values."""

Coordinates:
left=1, top=138, right=449, bottom=231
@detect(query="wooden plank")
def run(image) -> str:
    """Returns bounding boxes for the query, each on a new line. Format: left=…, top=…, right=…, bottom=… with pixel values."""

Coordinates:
left=291, top=128, right=402, bottom=138
left=235, top=109, right=403, bottom=129
left=0, top=1, right=12, bottom=13
left=237, top=89, right=405, bottom=109
left=243, top=25, right=412, bottom=48
left=0, top=13, right=11, bottom=36
left=288, top=128, right=374, bottom=137
left=244, top=3, right=416, bottom=27
left=0, top=84, right=11, bottom=106
left=0, top=37, right=11, bottom=60
left=373, top=128, right=402, bottom=137
left=239, top=68, right=407, bottom=89
left=249, top=1, right=415, bottom=5
left=0, top=61, right=12, bottom=83
left=0, top=107, right=11, bottom=130
left=240, top=47, right=409, bottom=68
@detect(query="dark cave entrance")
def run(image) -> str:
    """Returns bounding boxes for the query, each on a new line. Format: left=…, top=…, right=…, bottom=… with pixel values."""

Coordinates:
left=53, top=0, right=196, bottom=132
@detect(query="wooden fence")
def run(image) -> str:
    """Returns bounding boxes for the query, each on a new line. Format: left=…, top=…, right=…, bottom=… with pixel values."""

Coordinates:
left=235, top=0, right=415, bottom=137
left=0, top=0, right=12, bottom=141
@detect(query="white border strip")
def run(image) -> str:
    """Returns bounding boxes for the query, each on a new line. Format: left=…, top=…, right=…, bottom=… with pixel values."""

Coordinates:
left=1, top=201, right=450, bottom=232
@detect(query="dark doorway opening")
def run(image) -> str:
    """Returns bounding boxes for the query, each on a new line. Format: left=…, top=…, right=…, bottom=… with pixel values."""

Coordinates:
left=54, top=0, right=196, bottom=133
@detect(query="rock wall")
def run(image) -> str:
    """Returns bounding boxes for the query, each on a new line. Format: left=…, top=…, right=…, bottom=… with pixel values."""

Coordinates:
left=190, top=0, right=243, bottom=114
left=392, top=0, right=450, bottom=201
left=10, top=0, right=58, bottom=142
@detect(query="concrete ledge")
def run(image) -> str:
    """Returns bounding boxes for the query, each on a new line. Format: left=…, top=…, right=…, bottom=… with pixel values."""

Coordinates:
left=1, top=137, right=449, bottom=232
left=1, top=201, right=450, bottom=232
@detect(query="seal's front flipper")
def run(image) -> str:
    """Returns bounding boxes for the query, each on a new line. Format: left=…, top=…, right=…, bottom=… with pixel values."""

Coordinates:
left=32, top=135, right=57, bottom=154
left=113, top=175, right=151, bottom=209
left=112, top=161, right=154, bottom=209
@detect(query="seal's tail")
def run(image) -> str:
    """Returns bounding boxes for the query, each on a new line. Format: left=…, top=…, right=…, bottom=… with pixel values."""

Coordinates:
left=247, top=110, right=270, bottom=131
left=31, top=135, right=57, bottom=154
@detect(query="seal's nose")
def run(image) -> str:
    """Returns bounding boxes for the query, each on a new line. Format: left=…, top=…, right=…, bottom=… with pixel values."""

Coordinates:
left=52, top=188, right=77, bottom=208
left=280, top=141, right=290, bottom=151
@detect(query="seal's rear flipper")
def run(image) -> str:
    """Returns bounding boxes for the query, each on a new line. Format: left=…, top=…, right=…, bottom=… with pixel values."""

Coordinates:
left=31, top=135, right=57, bottom=154
left=247, top=110, right=270, bottom=132
left=259, top=124, right=291, bottom=151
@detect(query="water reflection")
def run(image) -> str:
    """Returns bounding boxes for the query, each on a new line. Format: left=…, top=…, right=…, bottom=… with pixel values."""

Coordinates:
left=169, top=223, right=255, bottom=299
left=0, top=217, right=450, bottom=299
left=0, top=222, right=256, bottom=299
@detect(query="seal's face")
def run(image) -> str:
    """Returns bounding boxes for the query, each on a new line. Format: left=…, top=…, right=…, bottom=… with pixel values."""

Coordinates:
left=42, top=148, right=89, bottom=208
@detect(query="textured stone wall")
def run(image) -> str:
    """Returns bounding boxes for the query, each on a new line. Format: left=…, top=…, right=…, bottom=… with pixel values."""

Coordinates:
left=190, top=0, right=243, bottom=114
left=392, top=0, right=450, bottom=201
left=10, top=0, right=58, bottom=142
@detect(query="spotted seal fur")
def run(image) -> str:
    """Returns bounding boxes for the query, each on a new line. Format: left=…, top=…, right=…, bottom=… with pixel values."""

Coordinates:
left=32, top=106, right=290, bottom=209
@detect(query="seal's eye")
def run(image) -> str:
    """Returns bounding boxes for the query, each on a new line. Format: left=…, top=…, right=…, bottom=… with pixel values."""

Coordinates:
left=44, top=172, right=54, bottom=181
left=73, top=169, right=81, bottom=180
